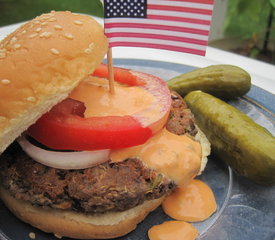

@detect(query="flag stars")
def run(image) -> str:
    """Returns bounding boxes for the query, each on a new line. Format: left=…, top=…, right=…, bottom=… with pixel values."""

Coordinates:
left=104, top=0, right=213, bottom=56
left=104, top=0, right=147, bottom=18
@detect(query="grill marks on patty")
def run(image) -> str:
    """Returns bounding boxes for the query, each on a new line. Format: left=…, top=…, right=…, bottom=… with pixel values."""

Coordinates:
left=0, top=92, right=197, bottom=214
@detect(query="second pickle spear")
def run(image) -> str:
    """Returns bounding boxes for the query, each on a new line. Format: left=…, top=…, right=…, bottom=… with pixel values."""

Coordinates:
left=167, top=65, right=251, bottom=99
left=184, top=91, right=275, bottom=185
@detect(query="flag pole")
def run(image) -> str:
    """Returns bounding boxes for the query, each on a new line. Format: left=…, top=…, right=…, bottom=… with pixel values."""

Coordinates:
left=107, top=47, right=115, bottom=94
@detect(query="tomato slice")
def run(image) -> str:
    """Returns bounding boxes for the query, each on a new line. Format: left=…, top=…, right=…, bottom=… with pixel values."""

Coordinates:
left=92, top=63, right=145, bottom=86
left=28, top=66, right=171, bottom=151
left=28, top=99, right=152, bottom=150
left=51, top=98, right=86, bottom=117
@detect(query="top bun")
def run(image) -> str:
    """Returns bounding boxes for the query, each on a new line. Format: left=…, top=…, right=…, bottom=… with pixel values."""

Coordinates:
left=0, top=11, right=108, bottom=153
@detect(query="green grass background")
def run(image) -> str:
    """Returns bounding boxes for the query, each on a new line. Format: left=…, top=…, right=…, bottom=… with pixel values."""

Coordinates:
left=0, top=0, right=104, bottom=27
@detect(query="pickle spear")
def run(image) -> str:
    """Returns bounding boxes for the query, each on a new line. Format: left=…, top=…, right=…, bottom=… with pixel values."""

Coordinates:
left=167, top=65, right=251, bottom=99
left=184, top=91, right=275, bottom=185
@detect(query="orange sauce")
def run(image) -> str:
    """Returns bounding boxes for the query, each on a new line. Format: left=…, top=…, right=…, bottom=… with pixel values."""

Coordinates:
left=162, top=179, right=217, bottom=222
left=148, top=180, right=216, bottom=239
left=69, top=76, right=155, bottom=118
left=148, top=221, right=198, bottom=240
left=111, top=128, right=202, bottom=186
left=69, top=75, right=216, bottom=238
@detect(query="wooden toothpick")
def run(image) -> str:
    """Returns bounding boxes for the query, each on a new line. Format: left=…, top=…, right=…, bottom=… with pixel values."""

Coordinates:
left=107, top=47, right=115, bottom=94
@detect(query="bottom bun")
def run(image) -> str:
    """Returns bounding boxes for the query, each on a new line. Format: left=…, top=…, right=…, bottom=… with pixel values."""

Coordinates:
left=0, top=187, right=164, bottom=239
left=195, top=125, right=211, bottom=175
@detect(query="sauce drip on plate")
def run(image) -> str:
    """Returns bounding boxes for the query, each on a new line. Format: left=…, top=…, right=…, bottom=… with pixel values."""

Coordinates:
left=148, top=179, right=216, bottom=239
left=148, top=221, right=198, bottom=240
left=162, top=179, right=217, bottom=222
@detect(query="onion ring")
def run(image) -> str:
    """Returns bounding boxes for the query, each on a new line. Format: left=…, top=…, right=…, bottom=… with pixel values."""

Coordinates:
left=17, top=135, right=110, bottom=170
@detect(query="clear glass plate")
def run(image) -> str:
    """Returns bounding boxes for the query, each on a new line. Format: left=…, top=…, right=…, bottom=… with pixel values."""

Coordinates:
left=0, top=60, right=274, bottom=240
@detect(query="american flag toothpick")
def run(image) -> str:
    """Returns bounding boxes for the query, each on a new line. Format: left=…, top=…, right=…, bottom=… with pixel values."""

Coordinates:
left=103, top=0, right=214, bottom=93
left=104, top=0, right=214, bottom=56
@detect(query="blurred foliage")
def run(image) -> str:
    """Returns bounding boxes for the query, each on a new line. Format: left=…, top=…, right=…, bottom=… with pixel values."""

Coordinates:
left=0, top=0, right=104, bottom=27
left=223, top=0, right=275, bottom=63
left=0, top=0, right=274, bottom=63
left=223, top=0, right=274, bottom=39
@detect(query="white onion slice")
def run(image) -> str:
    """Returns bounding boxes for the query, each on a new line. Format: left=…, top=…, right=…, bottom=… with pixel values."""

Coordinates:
left=17, top=136, right=110, bottom=170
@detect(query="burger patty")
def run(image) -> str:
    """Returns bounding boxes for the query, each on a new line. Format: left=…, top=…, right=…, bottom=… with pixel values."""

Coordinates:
left=166, top=91, right=197, bottom=136
left=0, top=150, right=174, bottom=213
left=0, top=92, right=197, bottom=214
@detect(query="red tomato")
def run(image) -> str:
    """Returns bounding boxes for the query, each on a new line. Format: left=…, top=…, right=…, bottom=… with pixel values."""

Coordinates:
left=28, top=99, right=152, bottom=150
left=92, top=63, right=145, bottom=86
left=28, top=67, right=171, bottom=151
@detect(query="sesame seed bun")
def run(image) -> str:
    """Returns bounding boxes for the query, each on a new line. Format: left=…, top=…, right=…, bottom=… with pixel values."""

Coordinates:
left=0, top=11, right=108, bottom=153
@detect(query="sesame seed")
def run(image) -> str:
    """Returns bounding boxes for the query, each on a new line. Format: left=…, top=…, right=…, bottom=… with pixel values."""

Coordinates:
left=50, top=48, right=60, bottom=55
left=1, top=79, right=10, bottom=85
left=34, top=20, right=40, bottom=24
left=74, top=20, right=83, bottom=25
left=14, top=43, right=21, bottom=49
left=84, top=48, right=92, bottom=54
left=26, top=96, right=36, bottom=102
left=64, top=33, right=73, bottom=40
left=43, top=14, right=50, bottom=18
left=89, top=43, right=94, bottom=49
left=40, top=15, right=51, bottom=20
left=22, top=30, right=27, bottom=34
left=41, top=22, right=48, bottom=26
left=0, top=49, right=6, bottom=53
left=36, top=27, right=42, bottom=32
left=29, top=232, right=36, bottom=239
left=40, top=32, right=52, bottom=38
left=54, top=234, right=62, bottom=239
left=72, top=13, right=80, bottom=16
left=45, top=32, right=52, bottom=38
left=54, top=25, right=63, bottom=30
left=29, top=33, right=38, bottom=38
left=49, top=17, right=56, bottom=22
left=10, top=37, right=17, bottom=44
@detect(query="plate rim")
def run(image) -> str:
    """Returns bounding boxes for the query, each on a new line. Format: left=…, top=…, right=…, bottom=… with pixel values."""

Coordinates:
left=0, top=59, right=274, bottom=240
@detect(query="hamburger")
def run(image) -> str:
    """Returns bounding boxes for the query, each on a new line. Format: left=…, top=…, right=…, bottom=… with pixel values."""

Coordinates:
left=0, top=11, right=210, bottom=239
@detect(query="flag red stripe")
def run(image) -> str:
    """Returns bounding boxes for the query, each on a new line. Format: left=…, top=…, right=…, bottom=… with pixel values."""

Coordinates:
left=104, top=23, right=209, bottom=35
left=148, top=4, right=213, bottom=15
left=147, top=14, right=211, bottom=25
left=169, top=0, right=214, bottom=4
left=106, top=32, right=208, bottom=45
left=109, top=42, right=206, bottom=55
left=103, top=0, right=213, bottom=56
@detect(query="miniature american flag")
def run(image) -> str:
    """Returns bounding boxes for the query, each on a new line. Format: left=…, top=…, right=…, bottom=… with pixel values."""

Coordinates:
left=104, top=0, right=214, bottom=56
